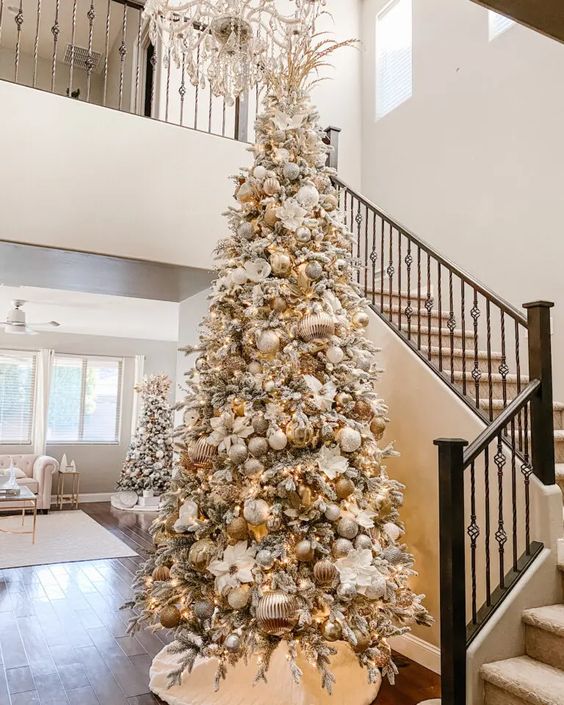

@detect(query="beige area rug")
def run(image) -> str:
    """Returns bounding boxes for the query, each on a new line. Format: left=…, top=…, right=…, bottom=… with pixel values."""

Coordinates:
left=0, top=510, right=137, bottom=569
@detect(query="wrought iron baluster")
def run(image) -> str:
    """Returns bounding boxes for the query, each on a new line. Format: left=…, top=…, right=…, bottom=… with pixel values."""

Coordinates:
left=510, top=416, right=518, bottom=571
left=448, top=270, right=456, bottom=383
left=32, top=0, right=42, bottom=88
left=380, top=217, right=384, bottom=311
left=150, top=41, right=158, bottom=118
left=499, top=311, right=508, bottom=409
left=370, top=210, right=377, bottom=306
left=208, top=84, right=213, bottom=133
left=522, top=403, right=532, bottom=554
left=494, top=435, right=507, bottom=589
left=461, top=281, right=467, bottom=395
left=471, top=289, right=481, bottom=410
left=425, top=253, right=432, bottom=359
left=194, top=46, right=200, bottom=128
left=85, top=0, right=95, bottom=102
left=164, top=47, right=171, bottom=121
left=484, top=445, right=491, bottom=605
left=102, top=0, right=111, bottom=106
left=221, top=96, right=226, bottom=136
left=364, top=204, right=369, bottom=298
left=437, top=263, right=443, bottom=371
left=468, top=460, right=479, bottom=625
left=356, top=202, right=362, bottom=287
left=68, top=0, right=78, bottom=97
left=118, top=2, right=128, bottom=111
left=405, top=239, right=413, bottom=340
left=50, top=0, right=60, bottom=91
left=14, top=0, right=23, bottom=83
left=179, top=54, right=186, bottom=125
left=486, top=300, right=493, bottom=420
left=387, top=223, right=394, bottom=311
left=134, top=8, right=142, bottom=114
left=397, top=230, right=402, bottom=329
left=515, top=320, right=523, bottom=453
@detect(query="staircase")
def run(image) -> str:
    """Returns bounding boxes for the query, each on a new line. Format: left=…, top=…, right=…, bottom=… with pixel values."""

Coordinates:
left=470, top=0, right=564, bottom=44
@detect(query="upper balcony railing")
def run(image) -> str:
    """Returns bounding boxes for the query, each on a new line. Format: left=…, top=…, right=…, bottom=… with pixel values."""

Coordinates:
left=0, top=0, right=260, bottom=141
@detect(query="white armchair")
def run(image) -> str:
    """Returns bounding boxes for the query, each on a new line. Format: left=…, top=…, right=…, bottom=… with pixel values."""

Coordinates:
left=0, top=454, right=59, bottom=511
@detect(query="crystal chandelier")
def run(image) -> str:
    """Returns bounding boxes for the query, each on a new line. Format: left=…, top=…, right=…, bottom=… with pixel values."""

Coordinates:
left=143, top=0, right=324, bottom=104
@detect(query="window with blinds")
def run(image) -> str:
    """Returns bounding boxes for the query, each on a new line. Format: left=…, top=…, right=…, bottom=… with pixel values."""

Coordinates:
left=488, top=10, right=514, bottom=40
left=47, top=354, right=123, bottom=444
left=376, top=0, right=413, bottom=120
left=0, top=350, right=37, bottom=445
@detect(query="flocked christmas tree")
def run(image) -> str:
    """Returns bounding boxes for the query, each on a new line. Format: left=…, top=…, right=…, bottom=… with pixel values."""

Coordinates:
left=116, top=374, right=174, bottom=495
left=128, top=24, right=431, bottom=693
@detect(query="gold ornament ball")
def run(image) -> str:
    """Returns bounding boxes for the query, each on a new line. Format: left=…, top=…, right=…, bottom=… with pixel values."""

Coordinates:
left=227, top=585, right=251, bottom=610
left=159, top=605, right=181, bottom=629
left=352, top=630, right=372, bottom=653
left=232, top=398, right=246, bottom=416
left=193, top=600, right=214, bottom=621
left=313, top=559, right=337, bottom=587
left=226, top=517, right=248, bottom=541
left=270, top=252, right=292, bottom=276
left=237, top=182, right=255, bottom=203
left=189, top=539, right=216, bottom=571
left=263, top=177, right=281, bottom=195
left=264, top=204, right=279, bottom=227
left=337, top=517, right=359, bottom=539
left=335, top=392, right=353, bottom=409
left=271, top=296, right=287, bottom=313
left=165, top=513, right=180, bottom=533
left=295, top=539, right=315, bottom=562
left=286, top=418, right=315, bottom=448
left=256, top=330, right=280, bottom=354
left=299, top=485, right=313, bottom=508
left=335, top=477, right=355, bottom=499
left=353, top=399, right=373, bottom=421
left=370, top=416, right=387, bottom=440
left=353, top=311, right=370, bottom=329
left=152, top=565, right=170, bottom=582
left=322, top=620, right=342, bottom=642
left=321, top=194, right=338, bottom=212
left=299, top=313, right=335, bottom=342
left=256, top=591, right=298, bottom=636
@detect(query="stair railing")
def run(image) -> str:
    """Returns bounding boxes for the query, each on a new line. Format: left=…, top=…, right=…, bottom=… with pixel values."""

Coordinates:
left=329, top=158, right=556, bottom=704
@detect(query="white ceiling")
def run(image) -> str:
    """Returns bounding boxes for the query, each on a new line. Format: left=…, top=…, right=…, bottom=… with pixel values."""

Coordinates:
left=0, top=285, right=179, bottom=341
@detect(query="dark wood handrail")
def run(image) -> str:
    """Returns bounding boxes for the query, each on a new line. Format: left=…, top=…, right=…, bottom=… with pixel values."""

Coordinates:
left=463, top=379, right=540, bottom=466
left=333, top=175, right=528, bottom=326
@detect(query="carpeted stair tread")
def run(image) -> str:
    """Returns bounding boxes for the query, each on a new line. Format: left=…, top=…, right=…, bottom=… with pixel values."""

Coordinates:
left=523, top=605, right=564, bottom=637
left=481, top=656, right=564, bottom=705
left=483, top=400, right=564, bottom=412
left=556, top=465, right=564, bottom=483
left=453, top=371, right=529, bottom=384
left=429, top=346, right=503, bottom=360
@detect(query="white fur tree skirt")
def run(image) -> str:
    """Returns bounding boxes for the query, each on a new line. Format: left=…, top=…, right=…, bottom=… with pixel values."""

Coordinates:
left=150, top=641, right=381, bottom=705
left=110, top=494, right=161, bottom=513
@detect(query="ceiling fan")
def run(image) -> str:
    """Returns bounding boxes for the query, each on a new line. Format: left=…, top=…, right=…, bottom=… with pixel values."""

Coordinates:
left=1, top=300, right=61, bottom=335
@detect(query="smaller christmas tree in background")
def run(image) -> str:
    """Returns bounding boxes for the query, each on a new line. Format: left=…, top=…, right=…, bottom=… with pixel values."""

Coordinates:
left=116, top=374, right=174, bottom=496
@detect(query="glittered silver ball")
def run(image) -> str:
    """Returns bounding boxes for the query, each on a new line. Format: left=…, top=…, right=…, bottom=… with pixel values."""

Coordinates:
left=338, top=427, right=362, bottom=453
left=354, top=534, right=373, bottom=550
left=337, top=582, right=357, bottom=602
left=242, top=458, right=264, bottom=477
left=248, top=436, right=268, bottom=457
left=238, top=221, right=254, bottom=239
left=283, top=162, right=300, bottom=180
left=193, top=600, right=214, bottom=621
left=228, top=444, right=248, bottom=465
left=333, top=538, right=353, bottom=558
left=337, top=517, right=359, bottom=540
left=324, top=504, right=341, bottom=522
left=382, top=546, right=404, bottom=564
left=224, top=634, right=241, bottom=652
left=243, top=499, right=270, bottom=526
left=256, top=549, right=275, bottom=569
left=252, top=415, right=269, bottom=434
left=304, top=261, right=323, bottom=281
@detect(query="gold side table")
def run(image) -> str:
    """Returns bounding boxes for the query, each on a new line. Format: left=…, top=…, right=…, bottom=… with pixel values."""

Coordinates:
left=0, top=486, right=38, bottom=543
left=57, top=471, right=80, bottom=509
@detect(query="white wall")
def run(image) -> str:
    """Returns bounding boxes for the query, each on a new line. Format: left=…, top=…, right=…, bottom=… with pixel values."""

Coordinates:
left=361, top=0, right=564, bottom=396
left=0, top=80, right=247, bottom=269
left=0, top=331, right=177, bottom=495
left=175, top=289, right=211, bottom=405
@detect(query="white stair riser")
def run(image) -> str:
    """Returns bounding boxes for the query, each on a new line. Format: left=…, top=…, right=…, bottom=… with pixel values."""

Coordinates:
left=400, top=329, right=476, bottom=350
left=484, top=683, right=530, bottom=705
left=525, top=624, right=564, bottom=671
left=484, top=406, right=564, bottom=429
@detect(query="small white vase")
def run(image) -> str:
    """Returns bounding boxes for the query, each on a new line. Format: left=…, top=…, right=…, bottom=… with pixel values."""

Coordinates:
left=143, top=489, right=154, bottom=498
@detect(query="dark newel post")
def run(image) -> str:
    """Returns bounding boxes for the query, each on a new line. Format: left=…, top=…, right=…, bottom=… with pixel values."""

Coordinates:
left=523, top=301, right=555, bottom=485
left=324, top=126, right=341, bottom=171
left=234, top=92, right=249, bottom=143
left=434, top=437, right=468, bottom=705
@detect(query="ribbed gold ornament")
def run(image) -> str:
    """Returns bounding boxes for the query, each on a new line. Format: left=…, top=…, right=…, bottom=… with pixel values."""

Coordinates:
left=189, top=438, right=217, bottom=468
left=256, top=591, right=298, bottom=636
left=152, top=565, right=170, bottom=582
left=299, top=313, right=335, bottom=342
left=313, top=559, right=337, bottom=587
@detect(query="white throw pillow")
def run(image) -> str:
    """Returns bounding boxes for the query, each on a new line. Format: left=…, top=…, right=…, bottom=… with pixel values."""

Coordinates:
left=14, top=467, right=26, bottom=478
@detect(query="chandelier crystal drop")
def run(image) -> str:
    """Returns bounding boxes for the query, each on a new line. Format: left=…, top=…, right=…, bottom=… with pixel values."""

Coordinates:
left=142, top=0, right=325, bottom=105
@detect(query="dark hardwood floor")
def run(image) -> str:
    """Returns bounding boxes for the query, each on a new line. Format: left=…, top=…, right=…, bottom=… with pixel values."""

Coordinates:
left=0, top=503, right=440, bottom=705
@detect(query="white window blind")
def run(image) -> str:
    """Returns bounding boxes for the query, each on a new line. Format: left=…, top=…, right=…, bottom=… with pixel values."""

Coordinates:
left=376, top=0, right=412, bottom=120
left=0, top=350, right=37, bottom=445
left=47, top=354, right=123, bottom=444
left=488, top=10, right=514, bottom=40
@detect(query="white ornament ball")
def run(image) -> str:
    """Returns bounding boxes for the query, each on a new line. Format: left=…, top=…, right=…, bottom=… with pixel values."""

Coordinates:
left=243, top=499, right=270, bottom=525
left=224, top=633, right=241, bottom=652
left=305, top=261, right=323, bottom=281
left=384, top=522, right=402, bottom=541
left=256, top=549, right=275, bottom=569
left=295, top=226, right=312, bottom=243
left=256, top=330, right=280, bottom=354
left=253, top=165, right=267, bottom=179
left=337, top=517, right=359, bottom=539
left=353, top=311, right=370, bottom=329
left=338, top=427, right=362, bottom=453
left=333, top=538, right=354, bottom=558
left=268, top=429, right=288, bottom=450
left=228, top=444, right=248, bottom=465
left=324, top=504, right=341, bottom=522
left=263, top=177, right=281, bottom=196
left=248, top=361, right=262, bottom=375
left=283, top=162, right=300, bottom=180
left=242, top=458, right=264, bottom=476
left=326, top=346, right=344, bottom=364
left=337, top=582, right=357, bottom=602
left=248, top=436, right=268, bottom=457
left=296, top=184, right=320, bottom=209
left=231, top=267, right=248, bottom=285
left=179, top=500, right=198, bottom=519
left=355, top=534, right=373, bottom=550
left=264, top=380, right=276, bottom=393
left=238, top=222, right=254, bottom=239
left=227, top=585, right=251, bottom=609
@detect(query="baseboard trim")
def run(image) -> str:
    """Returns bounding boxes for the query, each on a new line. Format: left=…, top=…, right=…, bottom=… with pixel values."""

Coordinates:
left=390, top=633, right=441, bottom=674
left=50, top=492, right=112, bottom=505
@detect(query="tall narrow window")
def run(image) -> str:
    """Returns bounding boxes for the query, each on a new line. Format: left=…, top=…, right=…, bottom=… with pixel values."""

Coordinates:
left=47, top=354, right=123, bottom=444
left=376, top=0, right=412, bottom=120
left=0, top=350, right=37, bottom=445
left=488, top=10, right=514, bottom=40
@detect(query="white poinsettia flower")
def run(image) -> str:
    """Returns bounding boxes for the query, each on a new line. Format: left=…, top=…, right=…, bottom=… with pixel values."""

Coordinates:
left=245, top=259, right=271, bottom=282
left=277, top=199, right=307, bottom=231
left=208, top=542, right=256, bottom=595
left=304, top=375, right=337, bottom=411
left=317, top=445, right=349, bottom=480
left=272, top=110, right=306, bottom=131
left=348, top=503, right=377, bottom=529
left=335, top=549, right=383, bottom=595
left=208, top=413, right=253, bottom=451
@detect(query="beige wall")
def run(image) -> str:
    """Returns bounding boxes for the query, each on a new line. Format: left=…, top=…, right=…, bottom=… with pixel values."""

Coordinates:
left=360, top=0, right=564, bottom=397
left=0, top=331, right=177, bottom=495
